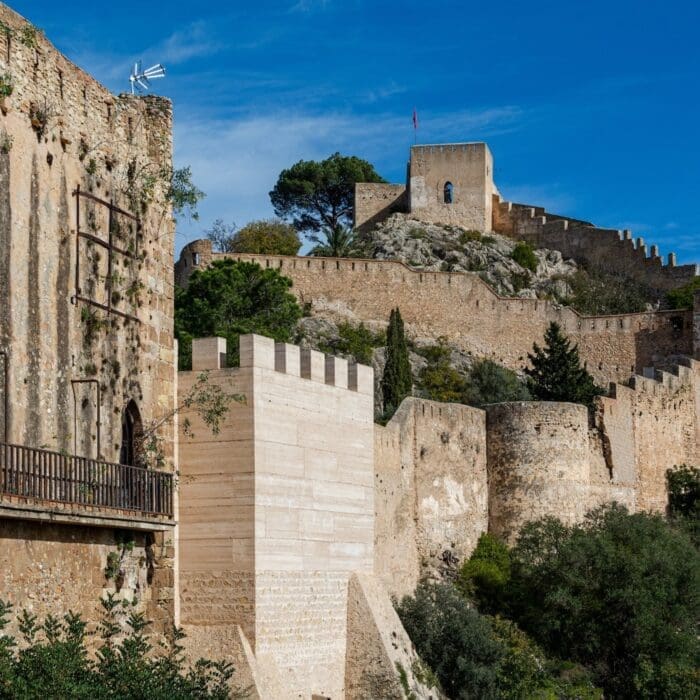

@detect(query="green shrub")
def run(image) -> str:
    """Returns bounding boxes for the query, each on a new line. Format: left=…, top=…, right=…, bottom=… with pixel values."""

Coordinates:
left=318, top=321, right=384, bottom=365
left=666, top=277, right=700, bottom=310
left=667, top=464, right=700, bottom=545
left=464, top=359, right=530, bottom=407
left=508, top=504, right=700, bottom=698
left=509, top=271, right=530, bottom=293
left=175, top=259, right=302, bottom=369
left=481, top=235, right=497, bottom=246
left=0, top=595, right=239, bottom=698
left=562, top=269, right=652, bottom=315
left=230, top=219, right=302, bottom=256
left=459, top=229, right=482, bottom=244
left=510, top=242, right=538, bottom=272
left=457, top=534, right=511, bottom=613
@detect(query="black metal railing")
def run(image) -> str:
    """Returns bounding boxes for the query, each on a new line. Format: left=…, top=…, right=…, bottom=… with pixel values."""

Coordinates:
left=0, top=443, right=173, bottom=518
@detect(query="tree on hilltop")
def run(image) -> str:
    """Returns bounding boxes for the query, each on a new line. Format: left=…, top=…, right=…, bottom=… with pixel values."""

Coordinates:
left=269, top=152, right=384, bottom=255
left=206, top=219, right=302, bottom=256
left=524, top=322, right=602, bottom=406
left=381, top=308, right=412, bottom=418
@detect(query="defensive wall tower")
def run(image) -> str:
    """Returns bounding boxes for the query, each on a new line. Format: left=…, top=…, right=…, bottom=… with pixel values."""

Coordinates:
left=0, top=3, right=177, bottom=635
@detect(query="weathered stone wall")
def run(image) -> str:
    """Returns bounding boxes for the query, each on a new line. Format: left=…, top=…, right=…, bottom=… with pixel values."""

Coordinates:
left=493, top=195, right=699, bottom=293
left=374, top=399, right=488, bottom=599
left=0, top=3, right=176, bottom=632
left=408, top=143, right=494, bottom=232
left=176, top=243, right=693, bottom=388
left=0, top=520, right=176, bottom=637
left=178, top=335, right=374, bottom=700
left=354, top=182, right=407, bottom=232
left=0, top=3, right=175, bottom=464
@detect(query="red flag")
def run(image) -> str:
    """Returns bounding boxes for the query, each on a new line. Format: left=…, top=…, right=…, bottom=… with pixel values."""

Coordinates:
left=412, top=108, right=418, bottom=130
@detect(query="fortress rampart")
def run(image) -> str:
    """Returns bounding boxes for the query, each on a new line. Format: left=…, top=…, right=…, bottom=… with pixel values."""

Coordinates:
left=493, top=195, right=699, bottom=292
left=0, top=3, right=176, bottom=637
left=176, top=241, right=695, bottom=388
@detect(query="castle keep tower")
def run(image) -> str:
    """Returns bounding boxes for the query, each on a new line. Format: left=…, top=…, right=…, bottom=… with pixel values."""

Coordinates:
left=354, top=141, right=497, bottom=232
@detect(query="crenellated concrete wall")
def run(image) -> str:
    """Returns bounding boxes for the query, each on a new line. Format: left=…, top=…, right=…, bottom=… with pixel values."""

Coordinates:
left=178, top=334, right=375, bottom=700
left=176, top=243, right=694, bottom=389
left=493, top=195, right=699, bottom=292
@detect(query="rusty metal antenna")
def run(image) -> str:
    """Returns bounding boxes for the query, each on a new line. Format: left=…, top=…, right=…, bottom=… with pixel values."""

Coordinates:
left=129, top=60, right=166, bottom=94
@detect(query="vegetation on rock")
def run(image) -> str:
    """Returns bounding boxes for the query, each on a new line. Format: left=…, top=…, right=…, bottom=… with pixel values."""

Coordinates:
left=175, top=259, right=302, bottom=369
left=510, top=241, right=538, bottom=273
left=666, top=277, right=700, bottom=310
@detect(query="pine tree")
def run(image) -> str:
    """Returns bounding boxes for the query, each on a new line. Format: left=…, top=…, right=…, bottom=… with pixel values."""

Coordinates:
left=525, top=322, right=602, bottom=406
left=381, top=308, right=412, bottom=417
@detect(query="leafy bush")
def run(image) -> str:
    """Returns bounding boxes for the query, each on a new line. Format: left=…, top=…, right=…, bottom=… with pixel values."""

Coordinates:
left=396, top=582, right=601, bottom=699
left=667, top=464, right=700, bottom=545
left=457, top=533, right=511, bottom=613
left=0, top=595, right=239, bottom=699
left=459, top=230, right=482, bottom=244
left=510, top=242, right=538, bottom=272
left=561, top=269, right=653, bottom=315
left=508, top=504, right=700, bottom=698
left=317, top=321, right=384, bottom=365
left=464, top=360, right=530, bottom=407
left=666, top=277, right=700, bottom=310
left=175, top=259, right=302, bottom=369
left=230, top=219, right=301, bottom=256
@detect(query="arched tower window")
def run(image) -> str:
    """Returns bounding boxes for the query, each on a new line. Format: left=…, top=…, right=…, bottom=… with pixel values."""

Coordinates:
left=120, top=400, right=143, bottom=467
left=444, top=182, right=453, bottom=204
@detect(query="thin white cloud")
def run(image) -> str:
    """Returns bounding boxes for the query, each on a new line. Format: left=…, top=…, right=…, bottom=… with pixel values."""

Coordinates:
left=174, top=105, right=525, bottom=250
left=155, top=21, right=223, bottom=65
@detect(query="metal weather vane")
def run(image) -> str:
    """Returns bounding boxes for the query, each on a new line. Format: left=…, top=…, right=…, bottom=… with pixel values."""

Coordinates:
left=129, top=61, right=166, bottom=94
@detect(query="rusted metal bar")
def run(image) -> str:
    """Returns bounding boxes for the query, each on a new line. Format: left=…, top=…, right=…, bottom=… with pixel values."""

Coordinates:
left=72, top=188, right=139, bottom=221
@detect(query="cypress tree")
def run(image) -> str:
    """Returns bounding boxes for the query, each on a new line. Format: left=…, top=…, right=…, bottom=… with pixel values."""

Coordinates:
left=525, top=322, right=602, bottom=406
left=381, top=307, right=412, bottom=416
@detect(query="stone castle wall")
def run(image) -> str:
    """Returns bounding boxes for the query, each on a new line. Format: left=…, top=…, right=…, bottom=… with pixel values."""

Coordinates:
left=178, top=335, right=375, bottom=700
left=493, top=195, right=699, bottom=292
left=374, top=399, right=487, bottom=599
left=176, top=243, right=694, bottom=388
left=354, top=182, right=407, bottom=232
left=0, top=4, right=176, bottom=634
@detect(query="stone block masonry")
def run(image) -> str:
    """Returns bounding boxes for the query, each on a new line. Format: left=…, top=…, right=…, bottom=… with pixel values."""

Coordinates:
left=178, top=334, right=374, bottom=699
left=493, top=195, right=699, bottom=293
left=176, top=242, right=694, bottom=389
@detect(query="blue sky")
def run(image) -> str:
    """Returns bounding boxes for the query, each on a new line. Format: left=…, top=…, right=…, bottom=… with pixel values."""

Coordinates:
left=12, top=0, right=700, bottom=263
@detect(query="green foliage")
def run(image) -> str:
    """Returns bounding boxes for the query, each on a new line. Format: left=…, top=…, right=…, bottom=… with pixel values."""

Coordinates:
left=457, top=534, right=511, bottom=613
left=396, top=582, right=600, bottom=700
left=418, top=349, right=529, bottom=408
left=525, top=322, right=602, bottom=406
left=175, top=259, right=302, bottom=369
left=381, top=308, right=412, bottom=417
left=459, top=229, right=482, bottom=244
left=317, top=322, right=384, bottom=365
left=309, top=224, right=359, bottom=258
left=0, top=595, right=239, bottom=698
left=560, top=269, right=652, bottom=315
left=205, top=219, right=237, bottom=253
left=270, top=152, right=384, bottom=237
left=510, top=242, right=538, bottom=272
left=508, top=504, right=700, bottom=698
left=231, top=219, right=301, bottom=256
left=464, top=359, right=531, bottom=407
left=667, top=464, right=700, bottom=545
left=666, top=277, right=700, bottom=310
left=167, top=166, right=205, bottom=221
left=0, top=73, right=13, bottom=99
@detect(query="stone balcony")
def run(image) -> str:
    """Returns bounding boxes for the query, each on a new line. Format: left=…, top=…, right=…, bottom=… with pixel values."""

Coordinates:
left=0, top=442, right=174, bottom=531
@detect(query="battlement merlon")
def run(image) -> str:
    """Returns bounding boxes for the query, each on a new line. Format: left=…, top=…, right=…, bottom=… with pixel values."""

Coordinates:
left=191, top=335, right=374, bottom=395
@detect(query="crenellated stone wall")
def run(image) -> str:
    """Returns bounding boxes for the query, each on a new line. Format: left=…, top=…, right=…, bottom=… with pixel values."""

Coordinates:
left=176, top=243, right=694, bottom=389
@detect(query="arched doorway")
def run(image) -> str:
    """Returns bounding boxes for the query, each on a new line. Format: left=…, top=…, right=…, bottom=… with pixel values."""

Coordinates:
left=120, top=400, right=143, bottom=467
